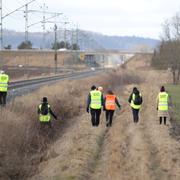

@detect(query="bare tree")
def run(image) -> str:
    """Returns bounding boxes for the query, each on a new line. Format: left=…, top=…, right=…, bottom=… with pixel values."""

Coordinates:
left=152, top=12, right=180, bottom=84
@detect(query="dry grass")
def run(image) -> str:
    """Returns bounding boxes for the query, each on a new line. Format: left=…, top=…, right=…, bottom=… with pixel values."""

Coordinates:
left=123, top=54, right=153, bottom=70
left=0, top=69, right=142, bottom=180
left=1, top=51, right=80, bottom=67
left=1, top=51, right=87, bottom=80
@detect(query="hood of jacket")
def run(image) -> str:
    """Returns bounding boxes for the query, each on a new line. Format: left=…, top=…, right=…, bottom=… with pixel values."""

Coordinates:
left=133, top=88, right=139, bottom=95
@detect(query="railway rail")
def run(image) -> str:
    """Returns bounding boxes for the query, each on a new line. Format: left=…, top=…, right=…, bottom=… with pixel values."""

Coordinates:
left=8, top=69, right=103, bottom=90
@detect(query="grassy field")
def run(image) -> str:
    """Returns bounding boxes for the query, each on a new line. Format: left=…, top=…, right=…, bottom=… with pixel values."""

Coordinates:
left=166, top=84, right=180, bottom=123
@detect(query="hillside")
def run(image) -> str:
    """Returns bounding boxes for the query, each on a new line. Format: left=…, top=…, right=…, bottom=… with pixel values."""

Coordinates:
left=3, top=29, right=159, bottom=50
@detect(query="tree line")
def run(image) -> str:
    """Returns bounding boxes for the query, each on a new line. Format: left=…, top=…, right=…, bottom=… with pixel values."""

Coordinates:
left=4, top=40, right=80, bottom=51
left=152, top=12, right=180, bottom=84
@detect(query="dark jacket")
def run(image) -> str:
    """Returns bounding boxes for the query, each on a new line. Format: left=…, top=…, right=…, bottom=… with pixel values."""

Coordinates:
left=128, top=89, right=143, bottom=104
left=38, top=102, right=57, bottom=119
left=87, top=90, right=104, bottom=109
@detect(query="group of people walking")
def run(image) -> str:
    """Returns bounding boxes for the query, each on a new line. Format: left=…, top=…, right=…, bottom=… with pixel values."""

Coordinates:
left=0, top=69, right=170, bottom=127
left=86, top=85, right=121, bottom=127
left=86, top=85, right=170, bottom=127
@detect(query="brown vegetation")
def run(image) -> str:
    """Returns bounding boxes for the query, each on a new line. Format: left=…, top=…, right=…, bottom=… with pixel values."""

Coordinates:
left=152, top=12, right=180, bottom=84
left=0, top=68, right=142, bottom=180
left=28, top=55, right=180, bottom=180
left=0, top=51, right=87, bottom=80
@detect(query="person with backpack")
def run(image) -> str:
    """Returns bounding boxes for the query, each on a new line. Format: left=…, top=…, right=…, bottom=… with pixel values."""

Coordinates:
left=87, top=85, right=104, bottom=127
left=104, top=90, right=121, bottom=127
left=128, top=87, right=143, bottom=123
left=38, top=97, right=57, bottom=127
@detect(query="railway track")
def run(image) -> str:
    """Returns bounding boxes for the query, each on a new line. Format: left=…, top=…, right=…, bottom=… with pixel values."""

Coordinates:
left=8, top=69, right=103, bottom=90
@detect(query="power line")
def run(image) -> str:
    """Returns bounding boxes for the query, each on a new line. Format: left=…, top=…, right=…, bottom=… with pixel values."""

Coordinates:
left=0, top=0, right=3, bottom=49
left=16, top=0, right=26, bottom=6
left=0, top=0, right=36, bottom=49
left=41, top=3, right=48, bottom=48
left=27, top=11, right=62, bottom=48
left=34, top=0, right=42, bottom=8
left=2, top=0, right=36, bottom=19
left=0, top=0, right=80, bottom=52
left=24, top=2, right=28, bottom=42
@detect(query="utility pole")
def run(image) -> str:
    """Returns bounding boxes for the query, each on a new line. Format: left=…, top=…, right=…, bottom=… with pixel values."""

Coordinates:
left=0, top=0, right=3, bottom=50
left=76, top=23, right=79, bottom=47
left=41, top=3, right=48, bottom=49
left=24, top=2, right=29, bottom=43
left=0, top=0, right=2, bottom=68
left=0, top=0, right=36, bottom=48
left=75, top=23, right=79, bottom=63
left=71, top=27, right=74, bottom=50
left=54, top=24, right=57, bottom=74
left=27, top=10, right=62, bottom=49
left=64, top=21, right=69, bottom=49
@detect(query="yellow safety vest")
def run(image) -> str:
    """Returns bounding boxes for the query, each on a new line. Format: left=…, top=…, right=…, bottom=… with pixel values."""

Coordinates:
left=130, top=93, right=142, bottom=109
left=90, top=90, right=102, bottom=109
left=39, top=104, right=51, bottom=122
left=158, top=92, right=168, bottom=111
left=0, top=74, right=9, bottom=92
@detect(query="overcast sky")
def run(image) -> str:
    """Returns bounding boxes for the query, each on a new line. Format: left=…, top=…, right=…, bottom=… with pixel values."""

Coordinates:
left=3, top=0, right=180, bottom=39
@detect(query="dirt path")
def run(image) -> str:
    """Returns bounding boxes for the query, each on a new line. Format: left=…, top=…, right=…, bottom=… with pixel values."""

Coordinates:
left=30, top=55, right=180, bottom=180
left=90, top=59, right=180, bottom=180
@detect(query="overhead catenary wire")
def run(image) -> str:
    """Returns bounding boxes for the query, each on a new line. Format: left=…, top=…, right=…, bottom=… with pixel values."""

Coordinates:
left=0, top=0, right=80, bottom=52
left=2, top=0, right=36, bottom=19
left=0, top=0, right=36, bottom=50
left=27, top=14, right=60, bottom=28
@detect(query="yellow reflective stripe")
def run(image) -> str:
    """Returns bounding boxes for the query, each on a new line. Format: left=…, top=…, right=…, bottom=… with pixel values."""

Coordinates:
left=91, top=101, right=101, bottom=104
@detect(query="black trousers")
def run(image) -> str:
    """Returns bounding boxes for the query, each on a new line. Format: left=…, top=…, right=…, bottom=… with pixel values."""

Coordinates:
left=132, top=108, right=140, bottom=123
left=90, top=108, right=101, bottom=126
left=105, top=110, right=115, bottom=127
left=0, top=92, right=7, bottom=106
left=40, top=121, right=52, bottom=128
left=159, top=117, right=167, bottom=125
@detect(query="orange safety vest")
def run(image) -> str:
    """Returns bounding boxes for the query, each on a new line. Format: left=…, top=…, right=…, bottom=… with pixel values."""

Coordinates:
left=105, top=94, right=116, bottom=110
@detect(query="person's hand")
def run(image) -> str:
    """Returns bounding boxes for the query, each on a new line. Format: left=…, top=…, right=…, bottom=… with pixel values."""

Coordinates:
left=86, top=107, right=89, bottom=113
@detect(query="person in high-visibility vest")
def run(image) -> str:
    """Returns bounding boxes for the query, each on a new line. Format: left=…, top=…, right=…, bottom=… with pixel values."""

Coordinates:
left=104, top=90, right=121, bottom=127
left=156, top=86, right=169, bottom=125
left=38, top=97, right=57, bottom=128
left=87, top=85, right=104, bottom=127
left=128, top=87, right=143, bottom=123
left=0, top=70, right=9, bottom=106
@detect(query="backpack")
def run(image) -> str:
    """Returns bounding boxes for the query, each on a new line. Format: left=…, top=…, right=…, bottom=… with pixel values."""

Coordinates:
left=133, top=94, right=142, bottom=105
left=40, top=103, right=49, bottom=115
